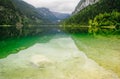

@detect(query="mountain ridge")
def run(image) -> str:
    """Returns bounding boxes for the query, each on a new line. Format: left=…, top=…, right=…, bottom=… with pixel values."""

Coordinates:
left=37, top=7, right=58, bottom=23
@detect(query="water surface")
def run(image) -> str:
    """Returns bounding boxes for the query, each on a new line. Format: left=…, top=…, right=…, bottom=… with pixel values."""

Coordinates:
left=0, top=35, right=119, bottom=79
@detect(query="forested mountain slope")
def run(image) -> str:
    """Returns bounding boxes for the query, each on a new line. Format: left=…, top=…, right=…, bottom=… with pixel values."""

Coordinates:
left=0, top=0, right=22, bottom=25
left=0, top=0, right=53, bottom=25
left=11, top=0, right=51, bottom=25
left=64, top=0, right=120, bottom=25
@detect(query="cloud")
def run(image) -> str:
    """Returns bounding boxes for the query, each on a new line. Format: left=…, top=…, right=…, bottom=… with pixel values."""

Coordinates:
left=23, top=0, right=80, bottom=13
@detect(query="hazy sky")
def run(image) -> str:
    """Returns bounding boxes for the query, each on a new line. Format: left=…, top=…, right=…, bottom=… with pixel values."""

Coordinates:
left=23, top=0, right=80, bottom=14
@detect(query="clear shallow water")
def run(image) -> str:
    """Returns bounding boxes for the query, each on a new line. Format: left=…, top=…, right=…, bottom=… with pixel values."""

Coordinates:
left=0, top=36, right=119, bottom=79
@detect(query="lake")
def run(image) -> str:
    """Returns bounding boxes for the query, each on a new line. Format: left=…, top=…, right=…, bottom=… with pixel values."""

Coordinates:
left=0, top=33, right=119, bottom=79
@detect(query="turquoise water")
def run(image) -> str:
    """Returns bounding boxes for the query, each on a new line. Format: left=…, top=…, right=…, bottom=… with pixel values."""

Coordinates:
left=0, top=35, right=119, bottom=79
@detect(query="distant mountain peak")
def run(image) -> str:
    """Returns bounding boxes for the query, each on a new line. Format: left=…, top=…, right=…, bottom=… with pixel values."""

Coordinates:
left=52, top=12, right=70, bottom=20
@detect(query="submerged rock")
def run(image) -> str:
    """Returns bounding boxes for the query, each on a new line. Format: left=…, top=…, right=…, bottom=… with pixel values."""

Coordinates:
left=30, top=55, right=53, bottom=68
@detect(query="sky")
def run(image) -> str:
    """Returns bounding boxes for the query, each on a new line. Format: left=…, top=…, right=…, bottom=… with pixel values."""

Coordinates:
left=23, top=0, right=80, bottom=14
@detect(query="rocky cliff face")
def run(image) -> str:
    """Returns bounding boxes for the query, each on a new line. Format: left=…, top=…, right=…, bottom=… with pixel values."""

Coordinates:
left=73, top=0, right=99, bottom=14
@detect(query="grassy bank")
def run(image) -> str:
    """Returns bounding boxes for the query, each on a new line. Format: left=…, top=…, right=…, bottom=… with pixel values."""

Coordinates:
left=72, top=34, right=120, bottom=77
left=0, top=35, right=54, bottom=58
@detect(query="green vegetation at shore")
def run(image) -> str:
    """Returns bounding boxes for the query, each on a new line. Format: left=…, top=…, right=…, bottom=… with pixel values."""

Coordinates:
left=0, top=35, right=54, bottom=58
left=72, top=34, right=120, bottom=77
left=89, top=11, right=120, bottom=35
